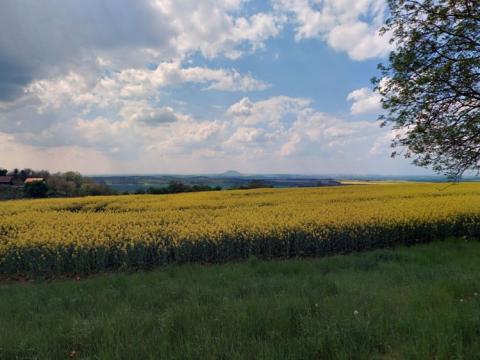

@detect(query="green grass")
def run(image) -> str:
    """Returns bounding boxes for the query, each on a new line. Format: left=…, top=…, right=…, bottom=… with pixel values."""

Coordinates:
left=1, top=239, right=480, bottom=359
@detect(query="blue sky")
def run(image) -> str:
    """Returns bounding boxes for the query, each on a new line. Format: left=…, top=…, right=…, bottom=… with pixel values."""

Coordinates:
left=0, top=0, right=433, bottom=175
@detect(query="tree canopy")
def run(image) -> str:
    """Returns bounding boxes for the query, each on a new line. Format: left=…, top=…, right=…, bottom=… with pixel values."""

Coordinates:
left=374, top=0, right=480, bottom=179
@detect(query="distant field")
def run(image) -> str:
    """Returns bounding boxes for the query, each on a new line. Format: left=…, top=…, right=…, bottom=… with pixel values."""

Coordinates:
left=0, top=183, right=479, bottom=277
left=91, top=174, right=342, bottom=192
left=338, top=180, right=408, bottom=185
left=1, top=240, right=480, bottom=359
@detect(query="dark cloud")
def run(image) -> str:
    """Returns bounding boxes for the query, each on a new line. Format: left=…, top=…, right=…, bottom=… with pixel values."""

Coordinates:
left=139, top=107, right=181, bottom=127
left=0, top=101, right=58, bottom=135
left=0, top=57, right=32, bottom=101
left=0, top=0, right=175, bottom=100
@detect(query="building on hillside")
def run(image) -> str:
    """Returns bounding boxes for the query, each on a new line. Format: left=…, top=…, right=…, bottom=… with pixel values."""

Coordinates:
left=24, top=178, right=46, bottom=184
left=0, top=176, right=13, bottom=185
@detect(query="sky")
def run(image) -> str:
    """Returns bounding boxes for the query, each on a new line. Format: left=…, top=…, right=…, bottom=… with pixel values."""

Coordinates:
left=0, top=0, right=434, bottom=175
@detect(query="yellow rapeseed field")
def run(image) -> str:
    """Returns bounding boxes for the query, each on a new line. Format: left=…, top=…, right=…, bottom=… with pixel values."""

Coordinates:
left=0, top=183, right=479, bottom=276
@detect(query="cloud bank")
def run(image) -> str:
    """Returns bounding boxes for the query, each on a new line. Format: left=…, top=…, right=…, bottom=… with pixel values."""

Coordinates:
left=0, top=0, right=408, bottom=174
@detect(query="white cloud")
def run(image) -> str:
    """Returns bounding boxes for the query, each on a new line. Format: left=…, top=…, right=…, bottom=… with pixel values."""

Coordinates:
left=24, top=62, right=269, bottom=113
left=274, top=0, right=392, bottom=60
left=119, top=102, right=188, bottom=126
left=73, top=117, right=130, bottom=149
left=0, top=58, right=272, bottom=161
left=0, top=0, right=282, bottom=101
left=2, top=61, right=269, bottom=146
left=227, top=96, right=310, bottom=126
left=0, top=93, right=410, bottom=174
left=369, top=127, right=410, bottom=156
left=227, top=97, right=255, bottom=117
left=167, top=65, right=270, bottom=91
left=347, top=87, right=382, bottom=115
left=24, top=73, right=90, bottom=112
left=0, top=1, right=412, bottom=174
left=0, top=0, right=176, bottom=100
left=145, top=118, right=226, bottom=156
left=280, top=132, right=302, bottom=156
left=154, top=0, right=284, bottom=60
left=326, top=21, right=390, bottom=61
left=225, top=96, right=385, bottom=159
left=226, top=127, right=266, bottom=144
left=280, top=107, right=381, bottom=156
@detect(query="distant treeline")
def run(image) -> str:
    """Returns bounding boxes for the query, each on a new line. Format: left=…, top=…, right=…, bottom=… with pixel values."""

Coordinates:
left=1, top=167, right=287, bottom=200
left=134, top=181, right=222, bottom=195
left=133, top=180, right=272, bottom=195
left=0, top=168, right=113, bottom=199
left=230, top=180, right=274, bottom=190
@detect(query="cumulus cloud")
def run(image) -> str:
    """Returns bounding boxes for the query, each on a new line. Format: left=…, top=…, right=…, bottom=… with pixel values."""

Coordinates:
left=0, top=0, right=392, bottom=102
left=0, top=1, right=406, bottom=174
left=225, top=127, right=267, bottom=145
left=0, top=0, right=281, bottom=101
left=227, top=96, right=310, bottom=126
left=0, top=92, right=398, bottom=173
left=0, top=61, right=271, bottom=164
left=347, top=87, right=382, bottom=115
left=146, top=62, right=270, bottom=91
left=0, top=0, right=276, bottom=160
left=0, top=60, right=267, bottom=144
left=278, top=106, right=381, bottom=156
left=119, top=103, right=187, bottom=126
left=0, top=0, right=174, bottom=100
left=154, top=1, right=284, bottom=60
left=21, top=62, right=269, bottom=116
left=274, top=0, right=392, bottom=60
left=225, top=96, right=385, bottom=158
left=145, top=119, right=227, bottom=157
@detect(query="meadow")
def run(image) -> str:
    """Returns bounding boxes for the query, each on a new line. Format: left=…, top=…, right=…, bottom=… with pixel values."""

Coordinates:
left=1, top=240, right=480, bottom=359
left=1, top=183, right=479, bottom=277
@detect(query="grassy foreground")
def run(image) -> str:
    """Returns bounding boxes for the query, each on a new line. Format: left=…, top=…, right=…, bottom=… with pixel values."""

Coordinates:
left=1, top=239, right=480, bottom=359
